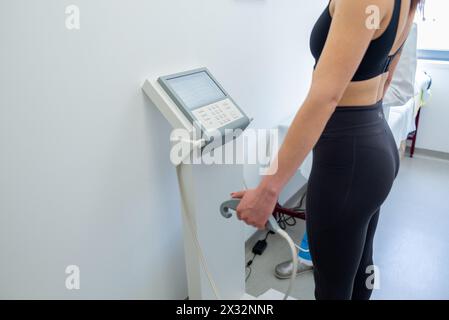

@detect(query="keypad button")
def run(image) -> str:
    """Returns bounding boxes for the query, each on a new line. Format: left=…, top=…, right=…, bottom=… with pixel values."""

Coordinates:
left=192, top=99, right=244, bottom=130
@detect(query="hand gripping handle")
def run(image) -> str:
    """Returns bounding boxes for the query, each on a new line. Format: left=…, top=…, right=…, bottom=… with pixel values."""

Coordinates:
left=219, top=198, right=280, bottom=232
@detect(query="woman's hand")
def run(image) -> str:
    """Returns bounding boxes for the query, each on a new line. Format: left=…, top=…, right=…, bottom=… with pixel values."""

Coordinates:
left=231, top=185, right=279, bottom=230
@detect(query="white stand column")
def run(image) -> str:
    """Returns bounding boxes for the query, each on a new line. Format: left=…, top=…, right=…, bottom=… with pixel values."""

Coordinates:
left=177, top=150, right=246, bottom=300
left=143, top=74, right=249, bottom=299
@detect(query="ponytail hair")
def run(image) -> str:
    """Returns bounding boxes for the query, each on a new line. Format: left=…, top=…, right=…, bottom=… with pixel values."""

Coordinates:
left=412, top=0, right=426, bottom=20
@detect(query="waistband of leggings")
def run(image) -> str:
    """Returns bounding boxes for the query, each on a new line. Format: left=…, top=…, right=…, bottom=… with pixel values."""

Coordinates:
left=334, top=99, right=384, bottom=111
left=321, top=100, right=386, bottom=137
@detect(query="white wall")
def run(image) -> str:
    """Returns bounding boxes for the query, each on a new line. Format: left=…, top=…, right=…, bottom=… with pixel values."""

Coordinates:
left=416, top=60, right=449, bottom=154
left=0, top=0, right=324, bottom=299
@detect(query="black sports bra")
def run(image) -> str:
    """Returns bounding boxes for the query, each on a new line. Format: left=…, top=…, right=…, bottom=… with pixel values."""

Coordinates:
left=310, top=0, right=405, bottom=82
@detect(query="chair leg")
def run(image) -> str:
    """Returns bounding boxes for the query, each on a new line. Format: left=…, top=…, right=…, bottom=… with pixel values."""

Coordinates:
left=410, top=134, right=417, bottom=158
left=410, top=109, right=422, bottom=158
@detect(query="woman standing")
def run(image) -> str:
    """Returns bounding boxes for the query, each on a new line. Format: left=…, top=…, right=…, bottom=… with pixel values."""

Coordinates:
left=232, top=0, right=423, bottom=300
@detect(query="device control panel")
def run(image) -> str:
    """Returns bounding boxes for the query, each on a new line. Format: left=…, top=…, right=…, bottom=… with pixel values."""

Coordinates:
left=157, top=68, right=250, bottom=139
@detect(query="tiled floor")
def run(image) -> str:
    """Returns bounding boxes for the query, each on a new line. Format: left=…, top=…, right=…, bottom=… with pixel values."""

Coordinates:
left=245, top=155, right=449, bottom=300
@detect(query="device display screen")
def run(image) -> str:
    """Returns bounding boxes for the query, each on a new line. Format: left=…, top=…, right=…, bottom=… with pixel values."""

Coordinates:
left=166, top=71, right=226, bottom=110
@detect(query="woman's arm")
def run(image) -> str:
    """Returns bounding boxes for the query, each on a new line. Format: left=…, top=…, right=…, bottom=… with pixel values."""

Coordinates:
left=232, top=0, right=388, bottom=229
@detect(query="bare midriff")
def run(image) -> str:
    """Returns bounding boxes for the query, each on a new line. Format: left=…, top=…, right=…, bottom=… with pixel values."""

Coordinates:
left=337, top=73, right=389, bottom=106
left=328, top=0, right=415, bottom=107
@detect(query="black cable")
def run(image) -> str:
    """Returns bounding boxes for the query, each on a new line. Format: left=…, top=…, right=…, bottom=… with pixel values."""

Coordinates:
left=298, top=191, right=307, bottom=210
left=276, top=190, right=308, bottom=230
left=245, top=231, right=271, bottom=282
left=245, top=252, right=256, bottom=282
left=247, top=252, right=257, bottom=265
left=292, top=191, right=307, bottom=212
left=263, top=230, right=272, bottom=240
left=245, top=266, right=252, bottom=282
left=277, top=212, right=297, bottom=230
left=247, top=191, right=308, bottom=280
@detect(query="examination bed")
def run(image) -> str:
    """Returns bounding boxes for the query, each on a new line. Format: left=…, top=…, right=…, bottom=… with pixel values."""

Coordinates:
left=383, top=23, right=432, bottom=157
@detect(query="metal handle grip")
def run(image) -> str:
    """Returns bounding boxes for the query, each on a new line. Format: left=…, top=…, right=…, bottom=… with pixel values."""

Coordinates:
left=219, top=199, right=280, bottom=232
left=219, top=199, right=241, bottom=219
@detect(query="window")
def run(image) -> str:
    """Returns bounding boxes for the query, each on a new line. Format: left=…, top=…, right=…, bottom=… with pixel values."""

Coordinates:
left=415, top=0, right=449, bottom=61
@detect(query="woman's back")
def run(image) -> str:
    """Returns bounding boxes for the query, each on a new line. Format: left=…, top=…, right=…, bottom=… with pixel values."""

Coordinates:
left=310, top=0, right=417, bottom=106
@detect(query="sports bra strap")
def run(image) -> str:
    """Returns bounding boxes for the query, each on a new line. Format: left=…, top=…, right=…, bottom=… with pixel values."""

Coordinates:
left=383, top=41, right=406, bottom=73
left=383, top=0, right=404, bottom=73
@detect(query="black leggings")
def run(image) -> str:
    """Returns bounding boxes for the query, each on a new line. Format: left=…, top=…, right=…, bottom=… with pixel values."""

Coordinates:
left=306, top=101, right=400, bottom=300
